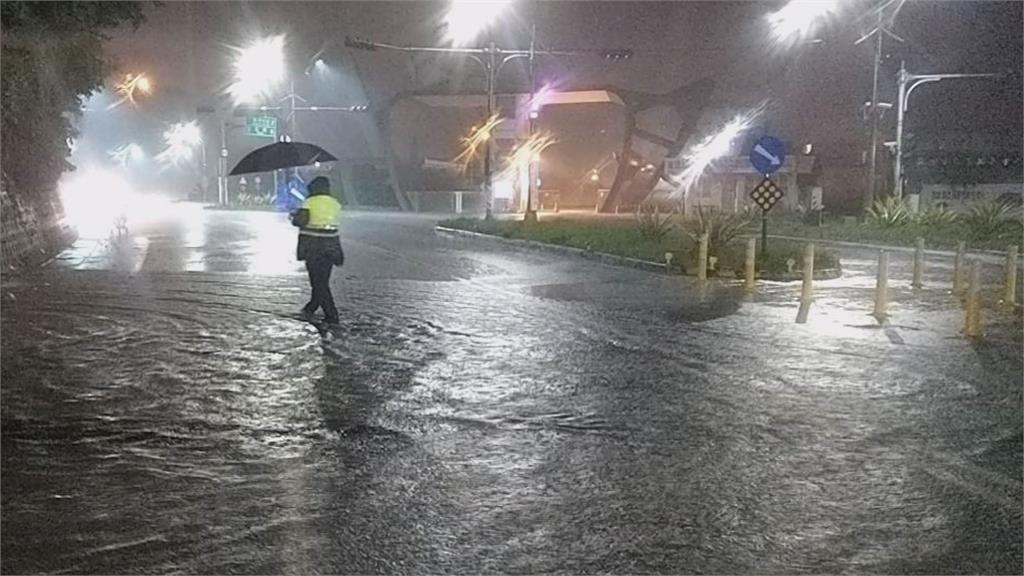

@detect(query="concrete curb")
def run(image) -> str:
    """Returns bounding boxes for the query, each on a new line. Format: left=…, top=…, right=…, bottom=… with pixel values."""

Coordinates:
left=435, top=226, right=669, bottom=274
left=760, top=234, right=1023, bottom=264
left=760, top=268, right=843, bottom=282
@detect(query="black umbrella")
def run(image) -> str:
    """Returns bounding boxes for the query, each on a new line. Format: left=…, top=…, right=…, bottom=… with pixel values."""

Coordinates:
left=229, top=141, right=338, bottom=176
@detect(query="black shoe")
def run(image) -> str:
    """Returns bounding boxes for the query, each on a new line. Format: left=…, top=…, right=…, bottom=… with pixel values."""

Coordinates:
left=323, top=316, right=340, bottom=325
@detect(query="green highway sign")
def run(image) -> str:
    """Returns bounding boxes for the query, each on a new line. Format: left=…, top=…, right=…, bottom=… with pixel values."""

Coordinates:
left=246, top=115, right=277, bottom=139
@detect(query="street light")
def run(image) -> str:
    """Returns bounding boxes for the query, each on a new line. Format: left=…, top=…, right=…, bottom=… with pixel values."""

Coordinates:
left=156, top=120, right=203, bottom=170
left=109, top=72, right=153, bottom=109
left=109, top=143, right=146, bottom=168
left=675, top=104, right=765, bottom=195
left=444, top=0, right=514, bottom=46
left=167, top=117, right=216, bottom=202
left=228, top=35, right=286, bottom=105
left=892, top=62, right=999, bottom=200
left=767, top=0, right=840, bottom=46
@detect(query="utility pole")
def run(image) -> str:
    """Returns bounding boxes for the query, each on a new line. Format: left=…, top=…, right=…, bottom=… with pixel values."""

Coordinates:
left=344, top=36, right=631, bottom=219
left=484, top=42, right=497, bottom=219
left=892, top=62, right=999, bottom=200
left=854, top=0, right=905, bottom=210
left=219, top=121, right=227, bottom=204
left=865, top=11, right=884, bottom=210
left=524, top=23, right=537, bottom=223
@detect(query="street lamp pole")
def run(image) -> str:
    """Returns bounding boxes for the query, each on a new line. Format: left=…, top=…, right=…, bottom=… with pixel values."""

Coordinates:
left=893, top=61, right=999, bottom=200
left=484, top=41, right=496, bottom=220
left=524, top=22, right=537, bottom=223
left=200, top=140, right=209, bottom=202
left=219, top=120, right=228, bottom=205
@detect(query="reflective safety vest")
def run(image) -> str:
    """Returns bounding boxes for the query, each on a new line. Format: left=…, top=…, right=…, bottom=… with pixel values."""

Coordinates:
left=300, top=195, right=341, bottom=236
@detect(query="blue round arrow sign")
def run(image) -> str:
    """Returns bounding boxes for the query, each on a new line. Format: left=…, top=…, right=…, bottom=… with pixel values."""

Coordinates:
left=749, top=135, right=786, bottom=175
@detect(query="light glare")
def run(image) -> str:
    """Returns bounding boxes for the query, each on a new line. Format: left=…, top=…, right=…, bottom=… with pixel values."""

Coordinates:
left=59, top=168, right=172, bottom=238
left=676, top=103, right=765, bottom=195
left=109, top=143, right=146, bottom=168
left=109, top=72, right=153, bottom=109
left=767, top=0, right=839, bottom=44
left=157, top=121, right=203, bottom=168
left=228, top=35, right=286, bottom=104
left=444, top=0, right=514, bottom=45
left=453, top=113, right=503, bottom=173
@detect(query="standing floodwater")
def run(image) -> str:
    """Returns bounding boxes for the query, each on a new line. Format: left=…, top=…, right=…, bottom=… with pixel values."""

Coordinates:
left=2, top=209, right=1020, bottom=573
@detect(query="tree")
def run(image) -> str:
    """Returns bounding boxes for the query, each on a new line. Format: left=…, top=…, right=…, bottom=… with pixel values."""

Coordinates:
left=0, top=2, right=148, bottom=211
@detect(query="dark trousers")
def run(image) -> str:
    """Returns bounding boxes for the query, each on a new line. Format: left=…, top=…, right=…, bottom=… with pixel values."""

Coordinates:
left=303, top=256, right=338, bottom=321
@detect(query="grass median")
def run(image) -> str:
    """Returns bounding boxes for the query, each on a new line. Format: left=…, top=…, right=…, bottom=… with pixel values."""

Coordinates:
left=440, top=217, right=684, bottom=263
left=755, top=212, right=1022, bottom=252
left=439, top=217, right=839, bottom=277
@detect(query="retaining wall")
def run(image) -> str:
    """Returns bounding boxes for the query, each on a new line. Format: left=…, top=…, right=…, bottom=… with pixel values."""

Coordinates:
left=1, top=185, right=75, bottom=270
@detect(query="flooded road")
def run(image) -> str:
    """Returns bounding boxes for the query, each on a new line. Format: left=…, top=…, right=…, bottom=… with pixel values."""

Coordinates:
left=2, top=207, right=1021, bottom=574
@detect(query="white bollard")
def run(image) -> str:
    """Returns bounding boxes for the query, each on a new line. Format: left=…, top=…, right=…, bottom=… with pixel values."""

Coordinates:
left=697, top=233, right=709, bottom=281
left=744, top=238, right=757, bottom=292
left=911, top=237, right=924, bottom=289
left=1004, top=245, right=1018, bottom=310
left=953, top=241, right=966, bottom=295
left=964, top=259, right=982, bottom=338
left=796, top=243, right=814, bottom=324
left=873, top=250, right=889, bottom=320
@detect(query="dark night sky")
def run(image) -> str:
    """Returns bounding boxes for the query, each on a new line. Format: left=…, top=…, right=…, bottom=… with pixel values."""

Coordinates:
left=99, top=0, right=1022, bottom=166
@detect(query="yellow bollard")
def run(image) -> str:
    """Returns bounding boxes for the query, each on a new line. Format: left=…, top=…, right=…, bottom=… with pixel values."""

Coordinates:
left=873, top=250, right=889, bottom=320
left=697, top=232, right=709, bottom=281
left=964, top=259, right=983, bottom=338
left=1004, top=245, right=1018, bottom=310
left=911, top=237, right=924, bottom=289
left=953, top=241, right=965, bottom=295
left=796, top=243, right=814, bottom=324
left=744, top=238, right=757, bottom=292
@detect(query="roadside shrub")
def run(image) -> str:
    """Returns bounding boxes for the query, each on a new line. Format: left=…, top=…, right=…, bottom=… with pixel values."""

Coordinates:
left=681, top=205, right=753, bottom=250
left=714, top=241, right=839, bottom=275
left=236, top=192, right=272, bottom=207
left=866, top=196, right=909, bottom=227
left=909, top=205, right=959, bottom=227
left=634, top=202, right=675, bottom=240
left=962, top=199, right=1022, bottom=241
left=795, top=203, right=824, bottom=225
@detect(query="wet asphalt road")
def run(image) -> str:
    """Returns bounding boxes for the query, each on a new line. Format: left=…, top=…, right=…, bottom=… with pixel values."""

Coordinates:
left=2, top=205, right=1021, bottom=574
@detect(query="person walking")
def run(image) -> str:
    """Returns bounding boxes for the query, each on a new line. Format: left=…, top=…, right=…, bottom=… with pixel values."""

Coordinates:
left=290, top=176, right=343, bottom=324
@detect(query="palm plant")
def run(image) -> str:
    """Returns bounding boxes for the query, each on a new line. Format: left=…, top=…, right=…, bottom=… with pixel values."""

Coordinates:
left=866, top=196, right=909, bottom=227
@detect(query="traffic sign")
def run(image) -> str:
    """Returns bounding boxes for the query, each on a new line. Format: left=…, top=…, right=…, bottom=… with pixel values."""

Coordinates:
left=246, top=115, right=277, bottom=139
left=749, top=135, right=786, bottom=175
left=750, top=177, right=784, bottom=212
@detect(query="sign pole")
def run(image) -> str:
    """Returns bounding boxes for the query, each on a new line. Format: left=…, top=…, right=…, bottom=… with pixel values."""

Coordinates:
left=760, top=208, right=768, bottom=267
left=748, top=136, right=786, bottom=270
